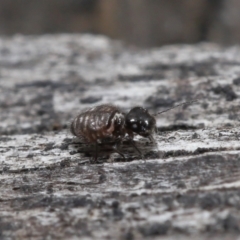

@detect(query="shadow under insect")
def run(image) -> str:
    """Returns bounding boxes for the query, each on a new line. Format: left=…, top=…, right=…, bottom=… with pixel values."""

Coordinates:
left=70, top=138, right=157, bottom=163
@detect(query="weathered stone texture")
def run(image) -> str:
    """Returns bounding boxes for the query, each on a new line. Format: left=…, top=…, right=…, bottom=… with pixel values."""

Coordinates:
left=0, top=34, right=240, bottom=239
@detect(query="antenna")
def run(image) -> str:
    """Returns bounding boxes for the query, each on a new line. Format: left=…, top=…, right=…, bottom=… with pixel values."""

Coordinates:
left=153, top=99, right=198, bottom=117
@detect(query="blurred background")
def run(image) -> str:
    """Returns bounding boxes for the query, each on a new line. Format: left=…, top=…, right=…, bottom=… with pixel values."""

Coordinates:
left=1, top=0, right=240, bottom=47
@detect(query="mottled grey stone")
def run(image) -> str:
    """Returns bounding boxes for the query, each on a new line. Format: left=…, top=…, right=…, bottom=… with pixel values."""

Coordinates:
left=0, top=34, right=240, bottom=239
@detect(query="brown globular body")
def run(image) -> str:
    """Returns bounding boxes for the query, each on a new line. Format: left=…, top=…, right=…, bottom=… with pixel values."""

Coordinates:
left=70, top=105, right=126, bottom=144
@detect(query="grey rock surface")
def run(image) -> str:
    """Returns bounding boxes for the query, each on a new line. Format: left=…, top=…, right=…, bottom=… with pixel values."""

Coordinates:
left=1, top=34, right=240, bottom=239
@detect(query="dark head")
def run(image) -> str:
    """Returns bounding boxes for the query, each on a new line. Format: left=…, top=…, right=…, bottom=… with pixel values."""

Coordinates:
left=125, top=107, right=156, bottom=137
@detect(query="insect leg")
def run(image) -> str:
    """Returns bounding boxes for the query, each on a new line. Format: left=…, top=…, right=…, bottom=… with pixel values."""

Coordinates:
left=112, top=144, right=126, bottom=160
left=129, top=139, right=143, bottom=159
left=148, top=134, right=155, bottom=143
left=94, top=143, right=99, bottom=162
